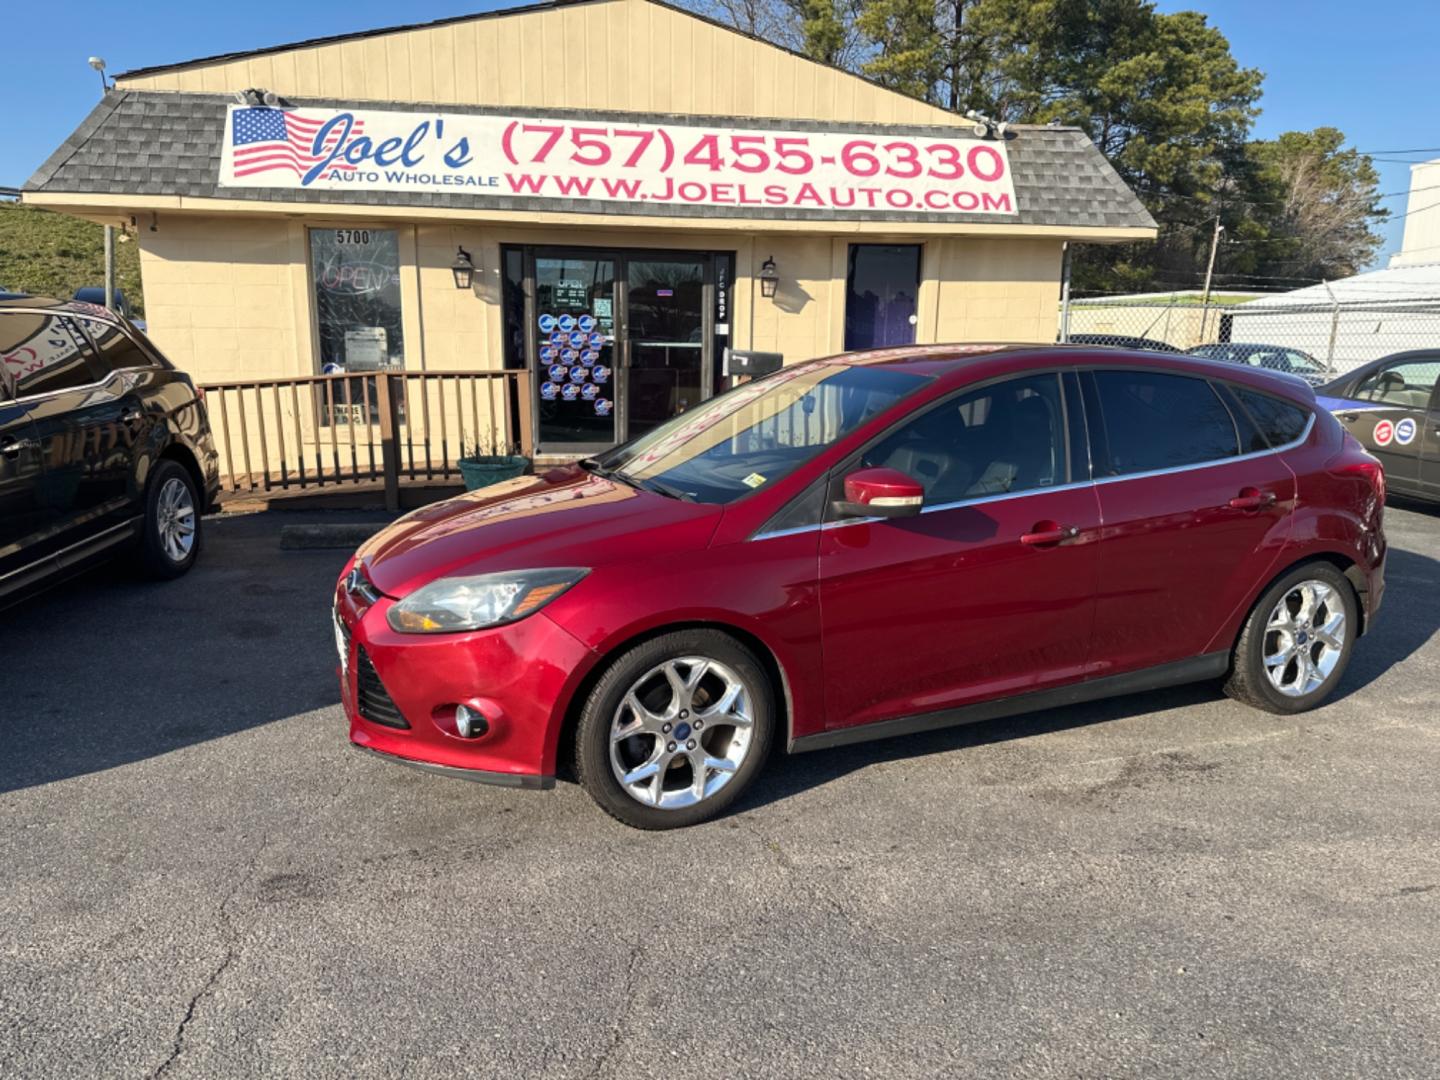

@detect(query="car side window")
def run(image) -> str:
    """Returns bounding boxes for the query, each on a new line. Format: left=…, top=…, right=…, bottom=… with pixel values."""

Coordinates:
left=1, top=313, right=103, bottom=398
left=76, top=317, right=152, bottom=376
left=858, top=373, right=1068, bottom=504
left=1355, top=360, right=1440, bottom=409
left=1090, top=369, right=1239, bottom=476
left=1232, top=388, right=1311, bottom=448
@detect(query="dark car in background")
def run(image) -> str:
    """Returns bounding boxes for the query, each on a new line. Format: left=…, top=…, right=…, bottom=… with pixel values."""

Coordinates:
left=1063, top=334, right=1184, bottom=353
left=1, top=296, right=219, bottom=606
left=1188, top=343, right=1330, bottom=387
left=1318, top=349, right=1439, bottom=504
left=73, top=287, right=146, bottom=331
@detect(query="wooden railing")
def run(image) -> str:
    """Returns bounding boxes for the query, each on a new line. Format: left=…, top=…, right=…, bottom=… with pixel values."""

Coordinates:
left=199, top=370, right=534, bottom=509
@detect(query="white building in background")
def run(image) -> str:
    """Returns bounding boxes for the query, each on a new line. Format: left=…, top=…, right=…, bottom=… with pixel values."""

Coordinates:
left=1224, top=161, right=1440, bottom=372
left=1390, top=158, right=1440, bottom=268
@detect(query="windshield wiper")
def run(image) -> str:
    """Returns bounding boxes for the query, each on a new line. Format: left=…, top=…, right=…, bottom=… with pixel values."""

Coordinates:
left=583, top=458, right=693, bottom=501
left=634, top=477, right=696, bottom=502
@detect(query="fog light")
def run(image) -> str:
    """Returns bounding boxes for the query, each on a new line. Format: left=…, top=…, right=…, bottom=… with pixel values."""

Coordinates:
left=455, top=704, right=489, bottom=739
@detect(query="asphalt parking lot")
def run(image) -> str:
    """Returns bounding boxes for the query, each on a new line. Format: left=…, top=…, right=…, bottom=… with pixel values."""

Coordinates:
left=2, top=503, right=1438, bottom=1079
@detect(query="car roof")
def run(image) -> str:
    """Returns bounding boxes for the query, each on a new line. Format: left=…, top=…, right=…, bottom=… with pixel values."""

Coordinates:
left=0, top=294, right=125, bottom=326
left=810, top=343, right=1319, bottom=402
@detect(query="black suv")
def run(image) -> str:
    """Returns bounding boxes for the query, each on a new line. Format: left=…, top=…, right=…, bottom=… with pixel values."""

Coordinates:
left=1, top=296, right=220, bottom=605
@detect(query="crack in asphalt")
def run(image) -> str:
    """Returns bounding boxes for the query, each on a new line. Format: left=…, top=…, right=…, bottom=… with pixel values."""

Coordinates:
left=150, top=832, right=270, bottom=1079
left=588, top=937, right=644, bottom=1080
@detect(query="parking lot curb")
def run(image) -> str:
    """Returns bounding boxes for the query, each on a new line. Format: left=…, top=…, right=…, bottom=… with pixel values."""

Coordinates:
left=278, top=523, right=386, bottom=550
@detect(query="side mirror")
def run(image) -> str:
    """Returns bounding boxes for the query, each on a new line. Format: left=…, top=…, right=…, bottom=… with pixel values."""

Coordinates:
left=834, top=467, right=924, bottom=519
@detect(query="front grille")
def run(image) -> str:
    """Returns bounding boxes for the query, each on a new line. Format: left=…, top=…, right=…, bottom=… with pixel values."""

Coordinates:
left=355, top=646, right=409, bottom=729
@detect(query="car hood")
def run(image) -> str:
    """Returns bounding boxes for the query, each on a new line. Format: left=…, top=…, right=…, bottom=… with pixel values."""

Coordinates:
left=357, top=465, right=723, bottom=597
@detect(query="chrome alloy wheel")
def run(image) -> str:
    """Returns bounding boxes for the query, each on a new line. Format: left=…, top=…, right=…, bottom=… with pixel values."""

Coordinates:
left=1263, top=579, right=1346, bottom=697
left=156, top=476, right=197, bottom=564
left=608, top=657, right=755, bottom=810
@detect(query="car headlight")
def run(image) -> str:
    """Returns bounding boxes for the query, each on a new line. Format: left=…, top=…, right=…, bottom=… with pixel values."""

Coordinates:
left=387, top=568, right=587, bottom=634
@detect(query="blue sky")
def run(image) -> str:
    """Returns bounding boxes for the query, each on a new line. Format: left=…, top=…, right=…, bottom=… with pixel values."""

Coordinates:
left=3, top=0, right=1436, bottom=266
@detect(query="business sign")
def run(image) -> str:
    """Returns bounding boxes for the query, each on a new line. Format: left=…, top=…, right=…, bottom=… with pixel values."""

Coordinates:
left=219, top=105, right=1018, bottom=215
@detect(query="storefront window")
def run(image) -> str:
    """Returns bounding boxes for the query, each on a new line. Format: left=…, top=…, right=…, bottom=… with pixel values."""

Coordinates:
left=310, top=228, right=405, bottom=426
left=310, top=228, right=405, bottom=375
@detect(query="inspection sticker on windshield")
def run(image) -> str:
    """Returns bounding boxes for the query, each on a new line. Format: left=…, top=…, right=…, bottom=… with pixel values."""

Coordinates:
left=743, top=472, right=767, bottom=489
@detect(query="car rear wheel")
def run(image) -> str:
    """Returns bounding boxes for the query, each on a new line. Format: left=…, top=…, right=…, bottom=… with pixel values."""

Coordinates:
left=575, top=630, right=775, bottom=829
left=1225, top=563, right=1357, bottom=714
left=137, top=460, right=201, bottom=579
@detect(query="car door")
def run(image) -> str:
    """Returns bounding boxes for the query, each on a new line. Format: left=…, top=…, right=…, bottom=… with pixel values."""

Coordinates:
left=11, top=312, right=137, bottom=560
left=73, top=314, right=165, bottom=493
left=0, top=370, right=51, bottom=589
left=1328, top=355, right=1439, bottom=497
left=1083, top=368, right=1298, bottom=677
left=818, top=370, right=1102, bottom=733
left=1419, top=378, right=1440, bottom=501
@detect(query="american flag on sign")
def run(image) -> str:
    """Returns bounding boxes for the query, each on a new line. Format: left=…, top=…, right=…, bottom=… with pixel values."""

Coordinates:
left=230, top=108, right=365, bottom=178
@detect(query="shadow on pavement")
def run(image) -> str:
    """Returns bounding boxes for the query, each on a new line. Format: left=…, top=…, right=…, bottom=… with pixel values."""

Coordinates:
left=0, top=513, right=377, bottom=795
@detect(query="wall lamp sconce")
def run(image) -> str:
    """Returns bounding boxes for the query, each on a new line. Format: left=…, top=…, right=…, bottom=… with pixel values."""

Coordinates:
left=759, top=256, right=779, bottom=299
left=451, top=247, right=475, bottom=290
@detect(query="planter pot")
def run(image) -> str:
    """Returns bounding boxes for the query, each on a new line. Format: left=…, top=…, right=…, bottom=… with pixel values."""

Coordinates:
left=458, top=455, right=531, bottom=491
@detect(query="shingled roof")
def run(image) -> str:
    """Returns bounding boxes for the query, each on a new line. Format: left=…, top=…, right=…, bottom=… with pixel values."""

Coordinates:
left=26, top=90, right=1155, bottom=231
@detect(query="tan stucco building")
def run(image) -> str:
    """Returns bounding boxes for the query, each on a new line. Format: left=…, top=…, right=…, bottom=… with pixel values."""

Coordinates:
left=25, top=0, right=1153, bottom=458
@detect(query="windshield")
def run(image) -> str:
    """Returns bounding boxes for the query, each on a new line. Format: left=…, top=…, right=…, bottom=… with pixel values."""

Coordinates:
left=595, top=362, right=930, bottom=504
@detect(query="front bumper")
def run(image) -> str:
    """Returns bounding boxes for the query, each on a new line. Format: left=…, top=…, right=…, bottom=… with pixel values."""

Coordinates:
left=353, top=743, right=556, bottom=789
left=335, top=572, right=593, bottom=786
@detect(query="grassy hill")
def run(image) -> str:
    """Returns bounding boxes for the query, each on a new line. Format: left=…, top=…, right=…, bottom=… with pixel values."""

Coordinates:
left=0, top=202, right=144, bottom=314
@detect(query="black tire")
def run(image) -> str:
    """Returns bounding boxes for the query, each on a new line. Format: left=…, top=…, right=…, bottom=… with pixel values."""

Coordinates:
left=1224, top=561, right=1357, bottom=715
left=575, top=630, right=776, bottom=830
left=136, top=459, right=202, bottom=580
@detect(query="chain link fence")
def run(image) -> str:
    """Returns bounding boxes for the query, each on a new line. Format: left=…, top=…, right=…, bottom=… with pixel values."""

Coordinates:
left=1058, top=295, right=1440, bottom=377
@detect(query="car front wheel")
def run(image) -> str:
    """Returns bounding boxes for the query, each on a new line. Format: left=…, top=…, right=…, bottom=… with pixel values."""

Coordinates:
left=138, top=459, right=202, bottom=579
left=1225, top=563, right=1357, bottom=714
left=575, top=630, right=775, bottom=829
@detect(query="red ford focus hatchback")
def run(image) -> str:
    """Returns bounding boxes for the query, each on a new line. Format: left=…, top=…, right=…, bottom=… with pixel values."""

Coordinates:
left=335, top=346, right=1386, bottom=829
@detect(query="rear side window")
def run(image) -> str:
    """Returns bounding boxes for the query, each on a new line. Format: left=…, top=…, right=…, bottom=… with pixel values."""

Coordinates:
left=1090, top=370, right=1239, bottom=476
left=76, top=317, right=153, bottom=375
left=1233, top=388, right=1310, bottom=448
left=1, top=313, right=102, bottom=397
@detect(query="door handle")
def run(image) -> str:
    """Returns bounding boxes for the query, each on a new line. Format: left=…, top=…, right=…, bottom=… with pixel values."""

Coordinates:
left=1020, top=523, right=1080, bottom=546
left=1, top=435, right=36, bottom=459
left=1229, top=488, right=1277, bottom=511
left=1341, top=412, right=1359, bottom=422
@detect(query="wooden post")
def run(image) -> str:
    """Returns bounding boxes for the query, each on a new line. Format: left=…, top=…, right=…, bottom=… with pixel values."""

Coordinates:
left=377, top=373, right=401, bottom=512
left=513, top=373, right=535, bottom=457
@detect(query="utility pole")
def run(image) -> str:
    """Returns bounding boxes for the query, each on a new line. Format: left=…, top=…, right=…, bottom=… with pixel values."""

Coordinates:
left=1200, top=216, right=1225, bottom=342
left=1058, top=243, right=1072, bottom=343
left=90, top=57, right=118, bottom=313
left=104, top=226, right=115, bottom=312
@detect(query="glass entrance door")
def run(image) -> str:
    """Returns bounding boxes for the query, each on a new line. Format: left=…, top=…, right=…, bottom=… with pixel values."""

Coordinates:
left=515, top=248, right=727, bottom=453
left=623, top=256, right=707, bottom=438
left=534, top=254, right=618, bottom=450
